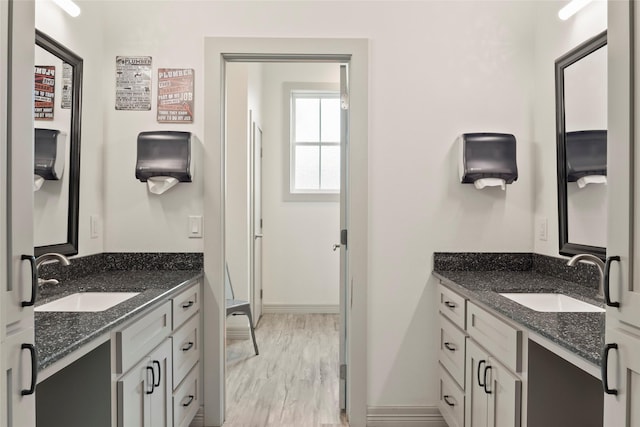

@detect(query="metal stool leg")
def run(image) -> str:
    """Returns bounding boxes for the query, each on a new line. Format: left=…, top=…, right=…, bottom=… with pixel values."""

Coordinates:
left=245, top=309, right=259, bottom=355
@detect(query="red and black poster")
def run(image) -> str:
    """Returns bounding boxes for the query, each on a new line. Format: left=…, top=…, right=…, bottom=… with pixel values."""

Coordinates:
left=34, top=65, right=55, bottom=120
left=157, top=68, right=194, bottom=123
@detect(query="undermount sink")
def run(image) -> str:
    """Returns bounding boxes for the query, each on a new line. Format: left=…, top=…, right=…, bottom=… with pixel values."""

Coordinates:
left=35, top=292, right=140, bottom=312
left=499, top=293, right=605, bottom=313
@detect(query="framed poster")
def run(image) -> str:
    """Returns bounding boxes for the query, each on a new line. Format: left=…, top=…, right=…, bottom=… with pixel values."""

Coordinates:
left=157, top=68, right=194, bottom=123
left=115, top=56, right=152, bottom=111
left=34, top=65, right=55, bottom=120
left=61, top=62, right=73, bottom=109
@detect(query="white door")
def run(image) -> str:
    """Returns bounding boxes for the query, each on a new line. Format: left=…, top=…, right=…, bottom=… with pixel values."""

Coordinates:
left=466, top=339, right=489, bottom=427
left=338, top=64, right=349, bottom=411
left=148, top=339, right=173, bottom=427
left=117, top=356, right=152, bottom=427
left=1, top=1, right=36, bottom=426
left=252, top=123, right=263, bottom=326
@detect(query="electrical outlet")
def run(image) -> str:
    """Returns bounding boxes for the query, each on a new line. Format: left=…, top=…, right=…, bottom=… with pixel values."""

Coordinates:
left=537, top=217, right=548, bottom=241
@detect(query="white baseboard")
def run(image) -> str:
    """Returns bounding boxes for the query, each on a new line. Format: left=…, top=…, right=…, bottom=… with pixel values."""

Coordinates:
left=262, top=304, right=339, bottom=314
left=190, top=406, right=204, bottom=426
left=226, top=326, right=250, bottom=340
left=367, top=406, right=446, bottom=427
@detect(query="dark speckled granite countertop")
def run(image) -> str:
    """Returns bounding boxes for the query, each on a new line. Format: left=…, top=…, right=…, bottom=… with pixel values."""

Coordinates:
left=35, top=269, right=202, bottom=372
left=433, top=269, right=605, bottom=367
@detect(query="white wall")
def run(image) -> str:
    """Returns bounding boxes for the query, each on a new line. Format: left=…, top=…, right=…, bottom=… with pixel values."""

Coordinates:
left=36, top=0, right=105, bottom=256
left=99, top=0, right=537, bottom=409
left=261, top=62, right=340, bottom=307
left=532, top=0, right=607, bottom=257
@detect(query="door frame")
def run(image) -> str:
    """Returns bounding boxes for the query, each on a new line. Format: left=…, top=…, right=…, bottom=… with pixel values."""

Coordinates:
left=203, top=37, right=368, bottom=427
left=250, top=120, right=262, bottom=327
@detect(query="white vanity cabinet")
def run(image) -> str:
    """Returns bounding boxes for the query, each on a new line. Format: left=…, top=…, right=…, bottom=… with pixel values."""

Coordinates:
left=437, top=284, right=523, bottom=427
left=113, top=282, right=202, bottom=427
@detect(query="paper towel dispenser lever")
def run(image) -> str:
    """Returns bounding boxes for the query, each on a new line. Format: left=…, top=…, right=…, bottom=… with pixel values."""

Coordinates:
left=566, top=130, right=606, bottom=182
left=135, top=131, right=193, bottom=183
left=35, top=128, right=66, bottom=181
left=458, top=132, right=518, bottom=189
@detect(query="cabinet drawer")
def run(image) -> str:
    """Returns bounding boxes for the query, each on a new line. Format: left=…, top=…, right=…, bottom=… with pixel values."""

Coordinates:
left=439, top=314, right=466, bottom=389
left=439, top=364, right=464, bottom=427
left=173, top=363, right=200, bottom=427
left=467, top=301, right=522, bottom=372
left=439, top=284, right=466, bottom=330
left=115, top=301, right=172, bottom=374
left=172, top=312, right=200, bottom=389
left=173, top=283, right=200, bottom=329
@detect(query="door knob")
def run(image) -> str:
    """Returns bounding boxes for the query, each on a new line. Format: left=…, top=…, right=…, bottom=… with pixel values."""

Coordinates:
left=332, top=244, right=341, bottom=251
left=254, top=234, right=263, bottom=240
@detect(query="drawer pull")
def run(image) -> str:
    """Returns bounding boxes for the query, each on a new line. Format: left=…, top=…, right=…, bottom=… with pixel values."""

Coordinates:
left=443, top=395, right=456, bottom=407
left=444, top=301, right=457, bottom=309
left=181, top=300, right=195, bottom=309
left=602, top=343, right=618, bottom=395
left=477, top=360, right=486, bottom=387
left=182, top=395, right=195, bottom=407
left=604, top=256, right=621, bottom=308
left=146, top=366, right=155, bottom=395
left=483, top=365, right=492, bottom=394
left=21, top=255, right=37, bottom=307
left=21, top=344, right=37, bottom=396
left=444, top=342, right=456, bottom=352
left=152, top=360, right=161, bottom=387
left=181, top=341, right=194, bottom=352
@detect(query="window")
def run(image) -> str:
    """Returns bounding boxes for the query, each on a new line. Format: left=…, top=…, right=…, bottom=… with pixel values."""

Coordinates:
left=289, top=90, right=341, bottom=196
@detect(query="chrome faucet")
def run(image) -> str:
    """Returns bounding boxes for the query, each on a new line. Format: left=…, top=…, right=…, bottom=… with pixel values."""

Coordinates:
left=35, top=253, right=71, bottom=286
left=567, top=254, right=605, bottom=299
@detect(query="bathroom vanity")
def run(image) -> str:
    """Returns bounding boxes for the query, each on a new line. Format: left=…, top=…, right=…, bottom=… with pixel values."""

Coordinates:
left=33, top=255, right=203, bottom=427
left=433, top=253, right=605, bottom=427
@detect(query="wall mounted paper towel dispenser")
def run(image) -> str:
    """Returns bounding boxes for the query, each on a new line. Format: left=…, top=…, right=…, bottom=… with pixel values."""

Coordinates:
left=34, top=128, right=66, bottom=191
left=457, top=132, right=518, bottom=190
left=566, top=130, right=607, bottom=188
left=135, top=131, right=193, bottom=194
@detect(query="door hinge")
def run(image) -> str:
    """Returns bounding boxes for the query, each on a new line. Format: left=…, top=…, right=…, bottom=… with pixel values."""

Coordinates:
left=260, top=218, right=263, bottom=229
left=260, top=289, right=263, bottom=299
left=340, top=229, right=348, bottom=247
left=340, top=364, right=347, bottom=380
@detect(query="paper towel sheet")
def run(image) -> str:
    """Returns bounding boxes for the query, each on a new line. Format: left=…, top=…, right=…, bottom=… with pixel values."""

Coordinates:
left=577, top=175, right=607, bottom=189
left=33, top=175, right=44, bottom=192
left=147, top=176, right=178, bottom=194
left=474, top=178, right=506, bottom=190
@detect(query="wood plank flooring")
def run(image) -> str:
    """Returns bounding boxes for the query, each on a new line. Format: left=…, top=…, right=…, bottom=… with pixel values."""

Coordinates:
left=225, top=313, right=348, bottom=427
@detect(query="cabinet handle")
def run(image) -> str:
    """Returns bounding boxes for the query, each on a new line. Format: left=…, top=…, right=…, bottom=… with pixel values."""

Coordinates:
left=444, top=342, right=456, bottom=352
left=477, top=360, right=486, bottom=387
left=146, top=367, right=155, bottom=394
left=602, top=343, right=618, bottom=395
left=483, top=365, right=492, bottom=394
left=182, top=341, right=194, bottom=352
left=182, top=395, right=195, bottom=407
left=21, top=255, right=37, bottom=307
left=20, top=344, right=37, bottom=396
left=604, top=256, right=621, bottom=308
left=444, top=301, right=456, bottom=309
left=443, top=395, right=455, bottom=407
left=182, top=300, right=195, bottom=309
left=152, top=360, right=161, bottom=387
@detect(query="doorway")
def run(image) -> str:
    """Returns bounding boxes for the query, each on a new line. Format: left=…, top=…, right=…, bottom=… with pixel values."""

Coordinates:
left=203, top=37, right=368, bottom=427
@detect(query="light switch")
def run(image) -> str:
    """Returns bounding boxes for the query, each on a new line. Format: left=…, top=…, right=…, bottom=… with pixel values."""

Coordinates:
left=90, top=215, right=100, bottom=239
left=188, top=215, right=203, bottom=238
left=537, top=217, right=548, bottom=241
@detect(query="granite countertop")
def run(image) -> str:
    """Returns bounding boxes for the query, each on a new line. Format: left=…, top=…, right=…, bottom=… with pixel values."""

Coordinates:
left=433, top=269, right=605, bottom=367
left=35, top=269, right=202, bottom=372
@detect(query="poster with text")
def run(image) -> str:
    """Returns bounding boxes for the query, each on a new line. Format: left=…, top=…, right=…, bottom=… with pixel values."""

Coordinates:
left=34, top=65, right=55, bottom=120
left=157, top=68, right=194, bottom=123
left=62, top=62, right=73, bottom=109
left=115, top=56, right=152, bottom=111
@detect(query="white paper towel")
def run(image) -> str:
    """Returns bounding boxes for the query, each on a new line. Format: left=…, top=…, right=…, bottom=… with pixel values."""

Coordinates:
left=147, top=176, right=178, bottom=194
left=577, top=175, right=607, bottom=189
left=474, top=178, right=506, bottom=190
left=33, top=175, right=44, bottom=192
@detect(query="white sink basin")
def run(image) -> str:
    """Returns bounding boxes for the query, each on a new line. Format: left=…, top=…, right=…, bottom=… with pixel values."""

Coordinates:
left=499, top=293, right=605, bottom=313
left=35, top=292, right=140, bottom=312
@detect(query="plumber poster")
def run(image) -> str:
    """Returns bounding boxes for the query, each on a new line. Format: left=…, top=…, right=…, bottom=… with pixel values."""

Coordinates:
left=61, top=62, right=73, bottom=109
left=157, top=68, right=194, bottom=123
left=115, top=56, right=152, bottom=111
left=34, top=65, right=55, bottom=120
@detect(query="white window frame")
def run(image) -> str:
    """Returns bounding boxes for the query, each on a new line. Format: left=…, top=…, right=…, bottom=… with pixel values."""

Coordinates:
left=283, top=82, right=340, bottom=202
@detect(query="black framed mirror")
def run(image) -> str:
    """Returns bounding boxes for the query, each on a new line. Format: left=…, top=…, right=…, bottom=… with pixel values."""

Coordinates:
left=555, top=30, right=607, bottom=260
left=34, top=30, right=82, bottom=256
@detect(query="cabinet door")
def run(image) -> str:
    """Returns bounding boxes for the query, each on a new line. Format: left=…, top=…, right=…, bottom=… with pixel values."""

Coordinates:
left=465, top=339, right=489, bottom=427
left=117, top=356, right=152, bottom=427
left=148, top=339, right=173, bottom=427
left=603, top=327, right=640, bottom=427
left=2, top=328, right=36, bottom=427
left=486, top=357, right=521, bottom=427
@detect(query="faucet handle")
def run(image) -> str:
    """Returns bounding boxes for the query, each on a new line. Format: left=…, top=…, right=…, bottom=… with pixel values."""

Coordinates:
left=604, top=256, right=621, bottom=308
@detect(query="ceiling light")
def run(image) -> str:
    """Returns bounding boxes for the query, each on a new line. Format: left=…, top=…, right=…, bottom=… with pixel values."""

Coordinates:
left=51, top=0, right=81, bottom=17
left=558, top=0, right=594, bottom=21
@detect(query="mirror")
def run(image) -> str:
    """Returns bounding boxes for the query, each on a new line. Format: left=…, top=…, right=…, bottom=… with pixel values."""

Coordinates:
left=34, top=30, right=82, bottom=256
left=556, top=31, right=607, bottom=259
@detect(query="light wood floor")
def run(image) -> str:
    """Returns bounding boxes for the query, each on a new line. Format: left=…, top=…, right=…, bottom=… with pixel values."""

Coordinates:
left=225, top=313, right=349, bottom=427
